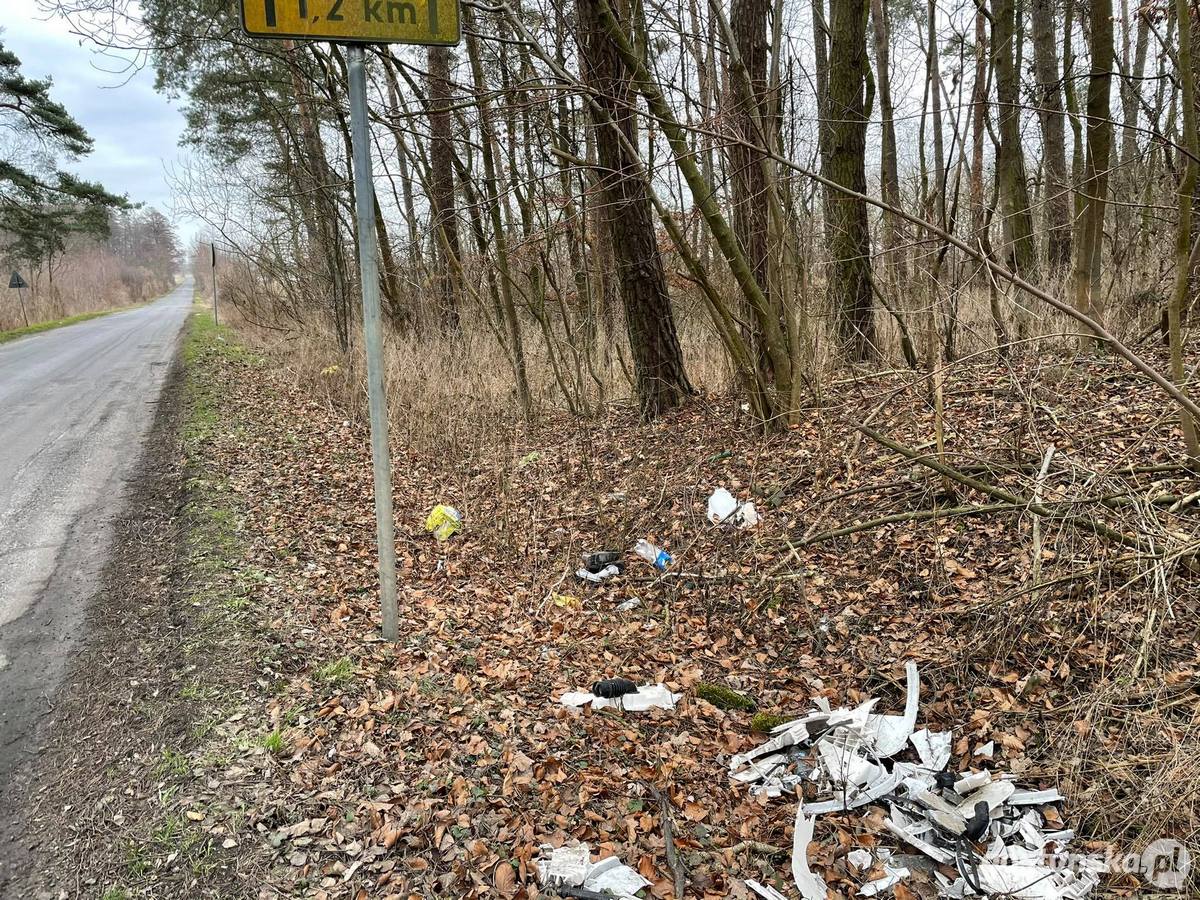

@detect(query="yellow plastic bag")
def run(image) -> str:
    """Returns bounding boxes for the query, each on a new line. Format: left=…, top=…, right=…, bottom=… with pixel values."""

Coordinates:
left=424, top=504, right=462, bottom=541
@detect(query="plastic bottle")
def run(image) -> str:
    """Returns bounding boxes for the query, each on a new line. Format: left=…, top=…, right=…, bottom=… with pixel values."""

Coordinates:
left=634, top=539, right=672, bottom=570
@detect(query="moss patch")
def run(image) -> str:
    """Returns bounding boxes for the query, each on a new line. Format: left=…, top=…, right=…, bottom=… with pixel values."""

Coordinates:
left=695, top=682, right=756, bottom=711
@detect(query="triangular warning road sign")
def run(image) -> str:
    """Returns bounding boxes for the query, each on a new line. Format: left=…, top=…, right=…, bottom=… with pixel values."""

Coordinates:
left=9, top=272, right=27, bottom=289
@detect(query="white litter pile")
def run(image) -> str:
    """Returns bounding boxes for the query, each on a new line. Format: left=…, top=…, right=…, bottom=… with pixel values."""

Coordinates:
left=730, top=663, right=1098, bottom=900
left=558, top=682, right=681, bottom=712
left=707, top=487, right=760, bottom=529
left=537, top=843, right=651, bottom=899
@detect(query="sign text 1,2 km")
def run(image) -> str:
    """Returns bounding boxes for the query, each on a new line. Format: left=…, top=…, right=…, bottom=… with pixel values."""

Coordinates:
left=240, top=0, right=458, bottom=45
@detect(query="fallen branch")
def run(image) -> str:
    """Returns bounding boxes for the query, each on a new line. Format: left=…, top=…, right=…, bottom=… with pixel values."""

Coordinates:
left=649, top=785, right=687, bottom=898
left=857, top=425, right=1149, bottom=551
left=797, top=502, right=1021, bottom=546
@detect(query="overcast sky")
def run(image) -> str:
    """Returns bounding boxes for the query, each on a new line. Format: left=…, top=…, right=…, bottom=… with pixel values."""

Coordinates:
left=3, top=1, right=196, bottom=244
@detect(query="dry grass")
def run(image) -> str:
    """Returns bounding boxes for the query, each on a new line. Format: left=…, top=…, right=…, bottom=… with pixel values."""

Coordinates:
left=0, top=245, right=172, bottom=331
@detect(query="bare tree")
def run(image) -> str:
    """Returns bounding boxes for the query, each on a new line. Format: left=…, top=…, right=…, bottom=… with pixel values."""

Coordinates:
left=825, top=0, right=875, bottom=359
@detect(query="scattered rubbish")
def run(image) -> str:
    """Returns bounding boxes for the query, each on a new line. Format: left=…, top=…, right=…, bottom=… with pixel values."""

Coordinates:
left=706, top=487, right=760, bottom=528
left=577, top=551, right=625, bottom=584
left=551, top=593, right=579, bottom=608
left=517, top=450, right=541, bottom=468
left=424, top=504, right=462, bottom=541
left=575, top=565, right=621, bottom=583
left=633, top=539, right=672, bottom=570
left=975, top=740, right=995, bottom=758
left=616, top=597, right=641, bottom=612
left=727, top=663, right=1096, bottom=899
left=592, top=677, right=638, bottom=699
left=559, top=682, right=681, bottom=712
left=695, top=682, right=756, bottom=711
left=582, top=551, right=621, bottom=572
left=537, top=843, right=651, bottom=899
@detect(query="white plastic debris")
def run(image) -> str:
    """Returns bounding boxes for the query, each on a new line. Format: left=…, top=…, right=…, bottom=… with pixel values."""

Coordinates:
left=706, top=487, right=760, bottom=528
left=616, top=597, right=641, bottom=611
left=746, top=880, right=789, bottom=900
left=869, top=661, right=921, bottom=757
left=910, top=728, right=952, bottom=770
left=585, top=854, right=653, bottom=896
left=537, top=844, right=591, bottom=887
left=537, top=844, right=650, bottom=899
left=558, top=683, right=680, bottom=712
left=1009, top=788, right=1065, bottom=805
left=846, top=848, right=873, bottom=870
left=859, top=864, right=911, bottom=897
left=725, top=664, right=1092, bottom=900
left=790, top=805, right=828, bottom=900
left=576, top=564, right=621, bottom=583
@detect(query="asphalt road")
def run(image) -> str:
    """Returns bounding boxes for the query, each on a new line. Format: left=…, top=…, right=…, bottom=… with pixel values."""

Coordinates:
left=0, top=278, right=193, bottom=784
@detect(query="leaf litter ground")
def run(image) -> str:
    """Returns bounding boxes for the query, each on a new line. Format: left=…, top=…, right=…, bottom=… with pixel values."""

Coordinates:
left=33, top=323, right=1200, bottom=899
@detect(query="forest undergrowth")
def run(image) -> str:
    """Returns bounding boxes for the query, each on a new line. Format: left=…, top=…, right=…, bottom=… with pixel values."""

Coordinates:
left=124, top=301, right=1200, bottom=898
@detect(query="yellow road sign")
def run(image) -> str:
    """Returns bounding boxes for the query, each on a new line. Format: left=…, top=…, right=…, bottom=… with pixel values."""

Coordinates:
left=240, top=0, right=459, bottom=45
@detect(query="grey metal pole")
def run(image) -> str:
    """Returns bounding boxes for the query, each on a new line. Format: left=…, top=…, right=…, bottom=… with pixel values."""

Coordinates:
left=347, top=45, right=400, bottom=642
left=211, top=243, right=219, bottom=326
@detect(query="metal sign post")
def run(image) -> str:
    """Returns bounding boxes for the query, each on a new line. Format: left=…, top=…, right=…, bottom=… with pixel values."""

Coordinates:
left=210, top=243, right=219, bottom=326
left=347, top=46, right=399, bottom=642
left=240, top=0, right=460, bottom=643
left=8, top=271, right=29, bottom=327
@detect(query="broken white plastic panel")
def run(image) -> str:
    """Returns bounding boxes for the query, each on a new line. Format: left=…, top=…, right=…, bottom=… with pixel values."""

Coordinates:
left=868, top=661, right=920, bottom=757
left=957, top=779, right=1015, bottom=815
left=558, top=683, right=680, bottom=712
left=1009, top=788, right=1065, bottom=805
left=858, top=864, right=910, bottom=898
left=910, top=728, right=952, bottom=771
left=791, top=805, right=828, bottom=900
left=585, top=854, right=652, bottom=897
left=746, top=880, right=789, bottom=900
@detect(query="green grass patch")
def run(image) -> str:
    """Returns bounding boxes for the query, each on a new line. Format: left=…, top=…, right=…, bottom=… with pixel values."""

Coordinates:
left=261, top=729, right=286, bottom=755
left=314, top=656, right=355, bottom=687
left=0, top=306, right=136, bottom=344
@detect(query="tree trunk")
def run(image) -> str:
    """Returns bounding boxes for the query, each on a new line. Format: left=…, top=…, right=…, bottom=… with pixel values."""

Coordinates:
left=576, top=0, right=692, bottom=418
left=870, top=0, right=906, bottom=281
left=427, top=45, right=463, bottom=333
left=993, top=0, right=1037, bottom=276
left=825, top=0, right=875, bottom=360
left=970, top=4, right=987, bottom=235
left=1169, top=0, right=1200, bottom=460
left=1031, top=0, right=1072, bottom=269
left=1073, top=0, right=1114, bottom=341
left=728, top=0, right=774, bottom=378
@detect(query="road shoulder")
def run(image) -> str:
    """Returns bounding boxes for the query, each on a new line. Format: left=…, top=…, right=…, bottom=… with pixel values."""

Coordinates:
left=0, top=311, right=267, bottom=898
